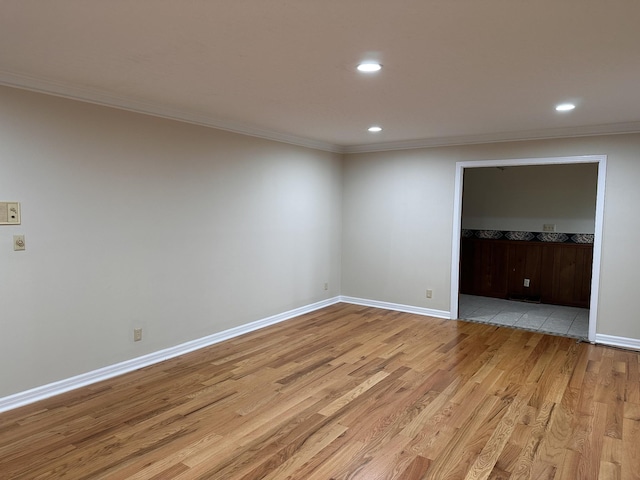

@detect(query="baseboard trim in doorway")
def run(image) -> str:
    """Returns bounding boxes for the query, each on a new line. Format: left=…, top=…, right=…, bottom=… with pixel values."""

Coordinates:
left=0, top=296, right=341, bottom=414
left=340, top=296, right=450, bottom=319
left=595, top=333, right=640, bottom=351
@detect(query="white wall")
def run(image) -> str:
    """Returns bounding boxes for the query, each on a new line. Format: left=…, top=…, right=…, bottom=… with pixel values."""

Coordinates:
left=0, top=86, right=342, bottom=397
left=341, top=149, right=455, bottom=310
left=3, top=84, right=640, bottom=400
left=462, top=163, right=598, bottom=233
left=342, top=134, right=640, bottom=341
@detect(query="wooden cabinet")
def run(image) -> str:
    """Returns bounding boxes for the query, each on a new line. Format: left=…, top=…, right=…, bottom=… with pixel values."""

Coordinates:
left=472, top=240, right=509, bottom=298
left=540, top=243, right=593, bottom=308
left=460, top=238, right=592, bottom=308
left=508, top=243, right=542, bottom=300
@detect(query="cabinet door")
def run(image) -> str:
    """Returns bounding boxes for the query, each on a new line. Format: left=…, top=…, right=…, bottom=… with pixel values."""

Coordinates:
left=574, top=246, right=593, bottom=306
left=507, top=243, right=542, bottom=299
left=542, top=244, right=593, bottom=308
left=459, top=238, right=475, bottom=294
left=473, top=240, right=509, bottom=298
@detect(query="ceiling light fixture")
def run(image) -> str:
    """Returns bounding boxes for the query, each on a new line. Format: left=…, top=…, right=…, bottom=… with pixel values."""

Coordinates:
left=368, top=126, right=382, bottom=133
left=555, top=103, right=576, bottom=112
left=357, top=62, right=382, bottom=72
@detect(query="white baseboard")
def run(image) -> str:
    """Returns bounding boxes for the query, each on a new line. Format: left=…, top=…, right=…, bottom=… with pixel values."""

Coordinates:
left=339, top=295, right=451, bottom=319
left=12, top=296, right=634, bottom=415
left=595, top=333, right=640, bottom=351
left=0, top=297, right=341, bottom=414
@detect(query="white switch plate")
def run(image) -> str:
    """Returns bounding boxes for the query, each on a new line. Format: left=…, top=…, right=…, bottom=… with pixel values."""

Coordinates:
left=524, top=278, right=530, bottom=287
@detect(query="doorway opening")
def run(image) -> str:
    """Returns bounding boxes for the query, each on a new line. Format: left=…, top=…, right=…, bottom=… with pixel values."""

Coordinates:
left=450, top=155, right=607, bottom=343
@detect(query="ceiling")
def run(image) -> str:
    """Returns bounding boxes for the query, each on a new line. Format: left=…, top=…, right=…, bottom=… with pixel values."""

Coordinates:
left=2, top=1, right=640, bottom=153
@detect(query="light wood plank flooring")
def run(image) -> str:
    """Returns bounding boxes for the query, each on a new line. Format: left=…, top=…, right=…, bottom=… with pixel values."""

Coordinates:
left=1, top=303, right=639, bottom=479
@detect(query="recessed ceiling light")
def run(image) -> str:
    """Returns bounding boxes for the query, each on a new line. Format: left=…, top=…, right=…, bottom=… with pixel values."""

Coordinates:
left=357, top=62, right=382, bottom=72
left=368, top=126, right=382, bottom=133
left=555, top=103, right=576, bottom=112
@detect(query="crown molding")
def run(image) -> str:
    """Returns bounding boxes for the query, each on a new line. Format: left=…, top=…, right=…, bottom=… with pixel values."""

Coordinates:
left=342, top=122, right=640, bottom=154
left=0, top=71, right=344, bottom=154
left=3, top=70, right=640, bottom=156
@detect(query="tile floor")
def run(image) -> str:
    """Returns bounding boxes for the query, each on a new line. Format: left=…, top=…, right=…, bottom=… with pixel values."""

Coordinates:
left=458, top=294, right=589, bottom=340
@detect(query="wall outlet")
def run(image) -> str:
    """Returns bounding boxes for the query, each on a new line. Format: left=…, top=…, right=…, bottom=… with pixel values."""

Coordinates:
left=324, top=282, right=329, bottom=291
left=426, top=289, right=433, bottom=298
left=524, top=278, right=530, bottom=287
left=543, top=224, right=556, bottom=232
left=133, top=328, right=142, bottom=342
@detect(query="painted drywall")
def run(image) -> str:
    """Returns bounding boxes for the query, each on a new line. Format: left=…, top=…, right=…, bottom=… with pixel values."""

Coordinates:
left=341, top=149, right=455, bottom=311
left=3, top=84, right=640, bottom=400
left=462, top=163, right=598, bottom=233
left=342, top=133, right=640, bottom=341
left=0, top=86, right=342, bottom=397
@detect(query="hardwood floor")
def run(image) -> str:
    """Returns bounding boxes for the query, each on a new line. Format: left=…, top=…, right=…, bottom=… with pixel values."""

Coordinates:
left=1, top=303, right=639, bottom=479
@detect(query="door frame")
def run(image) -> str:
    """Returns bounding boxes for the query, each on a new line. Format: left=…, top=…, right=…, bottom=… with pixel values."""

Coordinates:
left=449, top=155, right=607, bottom=343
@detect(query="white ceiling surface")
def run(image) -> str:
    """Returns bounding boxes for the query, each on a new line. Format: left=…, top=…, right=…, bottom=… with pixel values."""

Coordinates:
left=1, top=1, right=640, bottom=153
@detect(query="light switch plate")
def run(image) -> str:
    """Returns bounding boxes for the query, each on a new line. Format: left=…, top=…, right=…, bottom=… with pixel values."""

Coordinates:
left=14, top=235, right=25, bottom=251
left=0, top=202, right=21, bottom=225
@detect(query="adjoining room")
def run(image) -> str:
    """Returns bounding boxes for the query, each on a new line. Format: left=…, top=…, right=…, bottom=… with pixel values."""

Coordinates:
left=458, top=163, right=598, bottom=340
